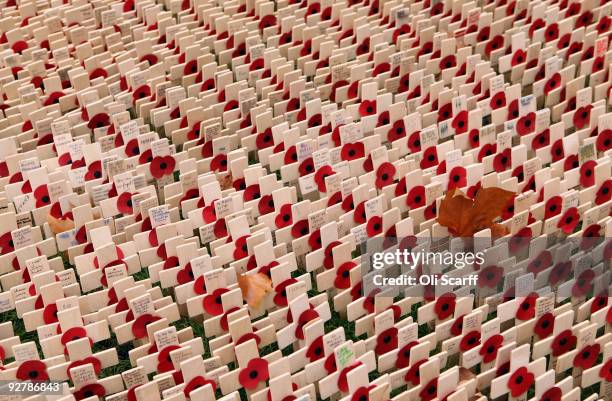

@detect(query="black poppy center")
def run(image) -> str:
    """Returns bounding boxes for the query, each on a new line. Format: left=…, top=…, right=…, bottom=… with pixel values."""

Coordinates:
left=139, top=91, right=146, bottom=99
left=414, top=139, right=421, bottom=147
left=428, top=154, right=435, bottom=162
left=441, top=303, right=449, bottom=311
left=521, top=302, right=530, bottom=310
left=359, top=396, right=367, bottom=401
left=215, top=296, right=222, bottom=304
left=94, top=171, right=102, bottom=179
left=458, top=120, right=464, bottom=128
left=381, top=173, right=389, bottom=181
left=242, top=244, right=248, bottom=252
left=414, top=195, right=421, bottom=203
left=524, top=119, right=531, bottom=127
left=160, top=162, right=167, bottom=170
left=515, top=375, right=523, bottom=384
left=549, top=204, right=557, bottom=212
left=366, top=106, right=373, bottom=113
left=29, top=370, right=38, bottom=379
left=342, top=270, right=350, bottom=278
left=585, top=169, right=592, bottom=177
left=249, top=370, right=258, bottom=379
left=42, top=195, right=50, bottom=203
left=348, top=149, right=355, bottom=157
left=581, top=111, right=588, bottom=119
left=127, top=199, right=132, bottom=207
left=305, top=164, right=313, bottom=172
left=427, top=385, right=436, bottom=394
left=314, top=347, right=322, bottom=356
left=487, top=345, right=495, bottom=354
left=559, top=338, right=567, bottom=346
left=468, top=337, right=477, bottom=345
left=485, top=149, right=493, bottom=156
left=453, top=175, right=460, bottom=182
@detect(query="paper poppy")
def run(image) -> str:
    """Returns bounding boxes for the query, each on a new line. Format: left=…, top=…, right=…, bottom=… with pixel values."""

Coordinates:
left=373, top=327, right=399, bottom=355
left=256, top=128, right=274, bottom=149
left=243, top=184, right=261, bottom=201
left=337, top=362, right=363, bottom=393
left=479, top=334, right=503, bottom=363
left=32, top=184, right=51, bottom=207
left=489, top=92, right=506, bottom=110
left=493, top=148, right=511, bottom=172
left=451, top=111, right=468, bottom=134
left=438, top=55, right=456, bottom=70
left=305, top=336, right=325, bottom=362
left=404, top=359, right=427, bottom=385
left=407, top=131, right=422, bottom=153
left=515, top=292, right=537, bottom=320
left=334, top=262, right=356, bottom=289
left=375, top=162, right=396, bottom=189
left=526, top=250, right=552, bottom=277
left=595, top=180, right=612, bottom=205
left=516, top=112, right=535, bottom=136
left=551, top=329, right=577, bottom=357
left=132, top=314, right=161, bottom=339
left=507, top=367, right=534, bottom=397
left=291, top=219, right=309, bottom=238
left=581, top=224, right=602, bottom=250
left=74, top=383, right=106, bottom=401
left=184, top=375, right=216, bottom=397
left=307, top=229, right=322, bottom=251
left=132, top=85, right=151, bottom=103
left=573, top=105, right=592, bottom=130
left=541, top=195, right=562, bottom=220
left=511, top=49, right=526, bottom=66
left=508, top=226, right=531, bottom=253
left=356, top=38, right=370, bottom=56
left=420, top=146, right=438, bottom=169
left=16, top=360, right=48, bottom=381
left=539, top=387, right=562, bottom=401
left=437, top=103, right=453, bottom=122
left=572, top=269, right=595, bottom=297
left=203, top=288, right=230, bottom=316
left=387, top=120, right=406, bottom=143
left=447, top=166, right=467, bottom=190
left=596, top=15, right=611, bottom=34
left=359, top=100, right=376, bottom=117
left=341, top=142, right=365, bottom=161
left=477, top=143, right=496, bottom=162
left=459, top=330, right=481, bottom=352
left=533, top=312, right=555, bottom=339
left=579, top=160, right=597, bottom=187
left=150, top=156, right=176, bottom=179
left=549, top=261, right=572, bottom=287
left=66, top=356, right=101, bottom=379
left=478, top=265, right=503, bottom=289
left=424, top=201, right=437, bottom=220
left=314, top=165, right=335, bottom=192
left=596, top=129, right=612, bottom=153
left=434, top=293, right=456, bottom=320
left=543, top=73, right=561, bottom=96
left=156, top=345, right=181, bottom=372
left=599, top=359, right=612, bottom=382
left=573, top=343, right=600, bottom=370
left=590, top=292, right=608, bottom=313
left=238, top=357, right=269, bottom=390
left=395, top=341, right=419, bottom=369
left=485, top=35, right=504, bottom=56
left=208, top=154, right=228, bottom=172
left=419, top=378, right=438, bottom=401
left=295, top=308, right=319, bottom=340
left=554, top=206, right=579, bottom=234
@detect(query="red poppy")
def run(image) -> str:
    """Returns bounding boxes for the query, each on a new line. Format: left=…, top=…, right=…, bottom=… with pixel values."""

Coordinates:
left=16, top=360, right=48, bottom=381
left=515, top=292, right=537, bottom=320
left=434, top=293, right=456, bottom=320
left=132, top=313, right=161, bottom=339
left=571, top=343, right=600, bottom=370
left=273, top=204, right=293, bottom=229
left=572, top=269, right=595, bottom=297
left=156, top=345, right=181, bottom=372
left=291, top=219, right=309, bottom=238
left=477, top=265, right=503, bottom=289
left=341, top=142, right=365, bottom=161
left=596, top=15, right=611, bottom=34
left=516, top=112, right=535, bottom=135
left=437, top=103, right=453, bottom=122
left=485, top=35, right=504, bottom=56
left=451, top=111, right=468, bottom=134
left=477, top=143, right=497, bottom=162
left=258, top=14, right=276, bottom=30
left=314, top=165, right=335, bottom=192
left=132, top=85, right=151, bottom=103
left=375, top=162, right=396, bottom=189
left=539, top=387, right=562, bottom=401
left=359, top=100, right=377, bottom=117
left=579, top=160, right=597, bottom=187
left=489, top=92, right=506, bottom=111
left=66, top=357, right=101, bottom=378
left=393, top=24, right=410, bottom=43
left=150, top=156, right=176, bottom=179
left=256, top=128, right=274, bottom=149
left=239, top=358, right=269, bottom=389
left=404, top=359, right=427, bottom=385
left=573, top=105, right=592, bottom=130
left=529, top=129, right=549, bottom=151
left=203, top=288, right=230, bottom=316
left=387, top=120, right=406, bottom=143
left=305, top=336, right=325, bottom=362
left=337, top=362, right=363, bottom=392
left=511, top=49, right=527, bottom=66
left=334, top=262, right=356, bottom=289
left=581, top=224, right=602, bottom=250
left=508, top=227, right=531, bottom=254
left=553, top=207, right=579, bottom=234
left=543, top=73, right=562, bottom=96
left=479, top=334, right=503, bottom=363
left=418, top=378, right=437, bottom=401
left=210, top=154, right=228, bottom=172
left=116, top=192, right=136, bottom=215
left=446, top=166, right=467, bottom=190
left=31, top=184, right=51, bottom=207
left=532, top=312, right=555, bottom=339
left=295, top=308, right=319, bottom=340
left=407, top=131, right=422, bottom=152
left=395, top=341, right=419, bottom=369
left=74, top=384, right=106, bottom=400
left=420, top=146, right=438, bottom=169
left=507, top=367, right=534, bottom=397
left=595, top=180, right=612, bottom=205
left=459, top=330, right=481, bottom=352
left=373, top=327, right=398, bottom=355
left=596, top=130, right=612, bottom=153
left=493, top=148, right=511, bottom=172
left=439, top=55, right=456, bottom=70
left=257, top=195, right=274, bottom=216
left=184, top=376, right=216, bottom=397
left=551, top=329, right=577, bottom=357
left=590, top=292, right=608, bottom=313
left=599, top=359, right=612, bottom=382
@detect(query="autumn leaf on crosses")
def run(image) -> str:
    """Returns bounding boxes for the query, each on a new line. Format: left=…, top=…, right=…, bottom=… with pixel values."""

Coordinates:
left=437, top=187, right=515, bottom=237
left=237, top=272, right=273, bottom=308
